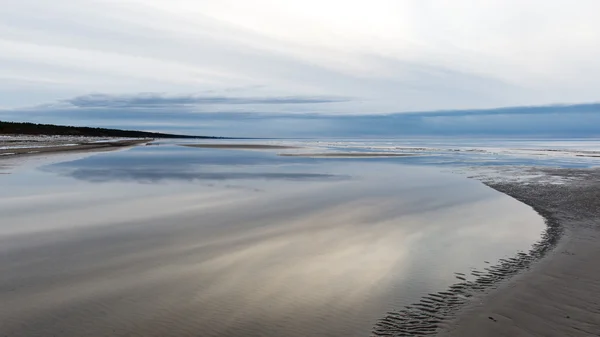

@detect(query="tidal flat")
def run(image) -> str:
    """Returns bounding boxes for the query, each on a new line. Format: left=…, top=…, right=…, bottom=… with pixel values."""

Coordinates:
left=0, top=142, right=548, bottom=336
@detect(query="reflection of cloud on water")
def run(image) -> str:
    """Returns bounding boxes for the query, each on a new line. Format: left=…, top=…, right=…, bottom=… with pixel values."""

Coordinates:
left=1, top=165, right=546, bottom=336
left=2, top=147, right=546, bottom=336
left=44, top=167, right=350, bottom=184
left=2, top=195, right=419, bottom=336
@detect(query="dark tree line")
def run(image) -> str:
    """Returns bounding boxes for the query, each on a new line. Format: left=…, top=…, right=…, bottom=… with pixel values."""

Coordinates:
left=0, top=121, right=220, bottom=139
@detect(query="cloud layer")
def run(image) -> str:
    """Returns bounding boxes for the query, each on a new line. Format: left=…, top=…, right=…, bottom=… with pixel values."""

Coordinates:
left=65, top=93, right=349, bottom=108
left=3, top=94, right=599, bottom=138
left=2, top=1, right=600, bottom=137
left=2, top=0, right=600, bottom=112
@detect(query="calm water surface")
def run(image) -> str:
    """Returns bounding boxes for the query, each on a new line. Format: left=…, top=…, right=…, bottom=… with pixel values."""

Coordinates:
left=0, top=144, right=545, bottom=336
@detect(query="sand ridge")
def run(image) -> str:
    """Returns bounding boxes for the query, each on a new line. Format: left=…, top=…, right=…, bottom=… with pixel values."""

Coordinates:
left=0, top=139, right=152, bottom=157
left=181, top=144, right=298, bottom=150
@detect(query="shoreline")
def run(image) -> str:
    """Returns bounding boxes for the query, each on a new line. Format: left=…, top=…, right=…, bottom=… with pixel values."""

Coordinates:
left=0, top=139, right=152, bottom=158
left=372, top=167, right=600, bottom=336
left=279, top=152, right=417, bottom=158
left=2, top=139, right=598, bottom=334
left=440, top=168, right=600, bottom=336
left=180, top=144, right=298, bottom=150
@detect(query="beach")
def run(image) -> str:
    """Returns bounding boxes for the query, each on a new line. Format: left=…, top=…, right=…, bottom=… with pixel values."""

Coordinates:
left=439, top=168, right=600, bottom=336
left=0, top=141, right=549, bottom=337
left=279, top=152, right=417, bottom=158
left=372, top=167, right=600, bottom=336
left=1, top=140, right=599, bottom=336
left=3, top=1, right=599, bottom=334
left=0, top=137, right=152, bottom=157
left=182, top=143, right=298, bottom=149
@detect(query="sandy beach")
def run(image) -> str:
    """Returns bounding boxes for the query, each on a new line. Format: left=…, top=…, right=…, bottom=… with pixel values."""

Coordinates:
left=440, top=168, right=600, bottom=336
left=279, top=152, right=417, bottom=158
left=182, top=144, right=418, bottom=157
left=182, top=144, right=298, bottom=149
left=373, top=167, right=600, bottom=336
left=0, top=138, right=152, bottom=157
left=2, top=139, right=599, bottom=336
left=0, top=144, right=548, bottom=337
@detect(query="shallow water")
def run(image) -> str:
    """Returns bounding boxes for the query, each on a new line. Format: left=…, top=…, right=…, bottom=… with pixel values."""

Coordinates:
left=177, top=137, right=600, bottom=167
left=0, top=144, right=545, bottom=336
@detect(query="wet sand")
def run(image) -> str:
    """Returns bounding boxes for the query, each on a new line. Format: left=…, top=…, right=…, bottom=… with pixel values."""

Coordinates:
left=279, top=152, right=417, bottom=158
left=0, top=139, right=152, bottom=157
left=182, top=143, right=417, bottom=157
left=182, top=144, right=298, bottom=149
left=4, top=140, right=597, bottom=336
left=373, top=167, right=600, bottom=336
left=441, top=168, right=600, bottom=337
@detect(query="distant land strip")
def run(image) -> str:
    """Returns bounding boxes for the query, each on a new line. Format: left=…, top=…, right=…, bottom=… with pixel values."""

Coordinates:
left=0, top=139, right=153, bottom=157
left=0, top=121, right=221, bottom=139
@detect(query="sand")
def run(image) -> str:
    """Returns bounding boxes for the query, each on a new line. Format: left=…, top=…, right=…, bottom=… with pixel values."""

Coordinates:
left=372, top=167, right=600, bottom=336
left=181, top=144, right=298, bottom=149
left=440, top=168, right=600, bottom=337
left=0, top=139, right=152, bottom=157
left=182, top=144, right=417, bottom=157
left=3, top=139, right=599, bottom=335
left=279, top=152, right=417, bottom=158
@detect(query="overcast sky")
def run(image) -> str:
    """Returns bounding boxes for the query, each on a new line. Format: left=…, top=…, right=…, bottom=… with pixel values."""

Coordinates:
left=1, top=1, right=600, bottom=136
left=2, top=0, right=600, bottom=111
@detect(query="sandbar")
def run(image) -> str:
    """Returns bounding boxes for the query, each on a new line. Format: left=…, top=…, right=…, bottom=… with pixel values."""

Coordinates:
left=279, top=152, right=416, bottom=158
left=181, top=144, right=298, bottom=150
left=0, top=139, right=152, bottom=158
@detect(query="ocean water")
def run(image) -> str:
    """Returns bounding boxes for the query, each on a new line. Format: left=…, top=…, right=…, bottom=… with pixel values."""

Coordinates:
left=0, top=138, right=587, bottom=336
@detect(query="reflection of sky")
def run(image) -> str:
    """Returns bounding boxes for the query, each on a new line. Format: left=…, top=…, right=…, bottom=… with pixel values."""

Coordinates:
left=0, top=146, right=545, bottom=337
left=59, top=169, right=346, bottom=183
left=41, top=146, right=350, bottom=183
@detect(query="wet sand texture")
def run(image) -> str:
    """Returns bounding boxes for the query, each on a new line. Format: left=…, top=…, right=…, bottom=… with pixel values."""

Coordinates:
left=182, top=144, right=298, bottom=149
left=0, top=139, right=151, bottom=157
left=440, top=168, right=600, bottom=337
left=372, top=167, right=600, bottom=337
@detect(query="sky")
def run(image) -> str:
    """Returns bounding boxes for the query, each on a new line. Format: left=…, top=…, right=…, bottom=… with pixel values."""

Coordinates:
left=1, top=0, right=600, bottom=137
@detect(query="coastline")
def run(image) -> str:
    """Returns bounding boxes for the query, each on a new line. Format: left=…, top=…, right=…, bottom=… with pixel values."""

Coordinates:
left=181, top=144, right=298, bottom=149
left=440, top=168, right=600, bottom=336
left=372, top=167, right=600, bottom=336
left=0, top=139, right=152, bottom=158
left=1, top=147, right=551, bottom=337
left=278, top=152, right=416, bottom=158
left=2, top=139, right=598, bottom=335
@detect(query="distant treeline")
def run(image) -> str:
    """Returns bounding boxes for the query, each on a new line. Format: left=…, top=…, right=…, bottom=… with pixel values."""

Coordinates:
left=0, top=121, right=219, bottom=139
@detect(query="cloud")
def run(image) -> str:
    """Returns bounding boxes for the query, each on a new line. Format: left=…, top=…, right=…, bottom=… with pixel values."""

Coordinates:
left=399, top=103, right=600, bottom=117
left=64, top=93, right=350, bottom=109
left=52, top=168, right=348, bottom=184
left=2, top=96, right=599, bottom=138
left=43, top=153, right=351, bottom=183
left=1, top=0, right=600, bottom=111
